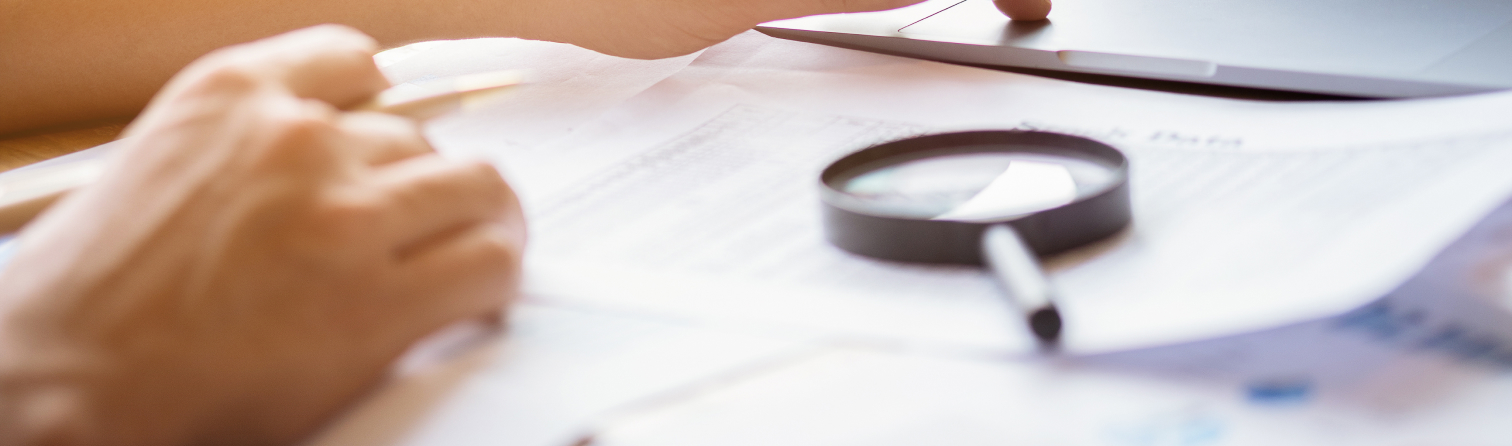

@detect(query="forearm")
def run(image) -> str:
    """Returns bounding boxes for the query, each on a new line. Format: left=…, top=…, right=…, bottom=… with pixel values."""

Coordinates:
left=0, top=0, right=539, bottom=135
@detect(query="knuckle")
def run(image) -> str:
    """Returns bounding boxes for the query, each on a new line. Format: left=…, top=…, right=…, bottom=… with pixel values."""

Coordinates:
left=302, top=24, right=380, bottom=51
left=404, top=159, right=508, bottom=203
left=475, top=229, right=525, bottom=270
left=270, top=110, right=330, bottom=137
left=311, top=192, right=387, bottom=237
left=461, top=161, right=508, bottom=193
left=462, top=160, right=503, bottom=180
left=259, top=102, right=339, bottom=156
left=345, top=112, right=431, bottom=150
left=182, top=58, right=264, bottom=97
left=453, top=161, right=514, bottom=211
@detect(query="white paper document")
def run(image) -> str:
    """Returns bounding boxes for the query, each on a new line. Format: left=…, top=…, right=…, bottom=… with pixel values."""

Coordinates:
left=584, top=337, right=1512, bottom=446
left=308, top=304, right=816, bottom=446
left=375, top=37, right=700, bottom=151
left=582, top=228, right=1512, bottom=445
left=489, top=32, right=1512, bottom=354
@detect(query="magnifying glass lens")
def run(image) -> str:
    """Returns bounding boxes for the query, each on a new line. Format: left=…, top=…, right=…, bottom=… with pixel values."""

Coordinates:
left=836, top=151, right=1119, bottom=222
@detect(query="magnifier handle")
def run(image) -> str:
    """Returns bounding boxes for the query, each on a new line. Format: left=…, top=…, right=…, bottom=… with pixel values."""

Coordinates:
left=981, top=224, right=1063, bottom=344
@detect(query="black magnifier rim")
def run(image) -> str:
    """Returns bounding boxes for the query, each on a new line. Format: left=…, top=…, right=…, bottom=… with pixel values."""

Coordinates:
left=819, top=130, right=1131, bottom=265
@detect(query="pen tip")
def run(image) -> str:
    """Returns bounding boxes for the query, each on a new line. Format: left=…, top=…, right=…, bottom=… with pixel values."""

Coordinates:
left=1029, top=307, right=1062, bottom=343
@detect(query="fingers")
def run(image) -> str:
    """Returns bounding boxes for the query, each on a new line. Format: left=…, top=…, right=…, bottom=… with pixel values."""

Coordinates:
left=231, top=25, right=390, bottom=108
left=391, top=220, right=524, bottom=340
left=375, top=156, right=525, bottom=349
left=335, top=112, right=435, bottom=165
left=167, top=25, right=389, bottom=111
left=994, top=0, right=1053, bottom=21
left=372, top=156, right=517, bottom=248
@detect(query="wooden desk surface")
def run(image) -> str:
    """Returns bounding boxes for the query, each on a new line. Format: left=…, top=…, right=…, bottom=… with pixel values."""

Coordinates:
left=0, top=120, right=129, bottom=173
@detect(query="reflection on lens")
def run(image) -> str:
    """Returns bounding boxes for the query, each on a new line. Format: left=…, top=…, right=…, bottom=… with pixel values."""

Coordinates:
left=932, top=160, right=1074, bottom=221
left=838, top=152, right=1116, bottom=221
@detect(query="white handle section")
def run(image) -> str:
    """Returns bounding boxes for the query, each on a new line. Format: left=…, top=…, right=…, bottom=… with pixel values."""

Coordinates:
left=982, top=224, right=1063, bottom=343
left=981, top=224, right=1054, bottom=311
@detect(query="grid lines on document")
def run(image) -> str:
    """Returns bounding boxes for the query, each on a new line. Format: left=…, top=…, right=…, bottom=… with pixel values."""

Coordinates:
left=528, top=105, right=996, bottom=296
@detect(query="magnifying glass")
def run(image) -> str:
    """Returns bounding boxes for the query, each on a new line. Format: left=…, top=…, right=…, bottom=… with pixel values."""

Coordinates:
left=819, top=131, right=1131, bottom=346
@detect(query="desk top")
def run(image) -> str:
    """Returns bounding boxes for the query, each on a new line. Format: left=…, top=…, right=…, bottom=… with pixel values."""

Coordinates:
left=0, top=120, right=126, bottom=173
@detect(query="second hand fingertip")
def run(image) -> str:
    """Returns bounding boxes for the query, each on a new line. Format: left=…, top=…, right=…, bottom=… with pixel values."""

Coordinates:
left=995, top=0, right=1052, bottom=21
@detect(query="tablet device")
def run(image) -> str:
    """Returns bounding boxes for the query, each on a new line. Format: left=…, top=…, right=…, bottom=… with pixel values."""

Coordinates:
left=757, top=0, right=1512, bottom=98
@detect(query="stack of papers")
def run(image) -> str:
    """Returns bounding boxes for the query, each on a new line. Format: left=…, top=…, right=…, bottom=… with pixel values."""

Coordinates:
left=431, top=31, right=1512, bottom=354
left=327, top=30, right=1512, bottom=445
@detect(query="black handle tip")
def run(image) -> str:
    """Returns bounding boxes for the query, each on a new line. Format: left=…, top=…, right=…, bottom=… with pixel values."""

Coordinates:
left=1029, top=307, right=1062, bottom=344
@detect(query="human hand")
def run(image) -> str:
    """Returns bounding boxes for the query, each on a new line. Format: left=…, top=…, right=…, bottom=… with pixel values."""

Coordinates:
left=0, top=25, right=524, bottom=446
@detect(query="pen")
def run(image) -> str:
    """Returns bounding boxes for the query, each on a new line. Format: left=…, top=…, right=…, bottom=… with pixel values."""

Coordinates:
left=981, top=224, right=1063, bottom=347
left=0, top=70, right=526, bottom=235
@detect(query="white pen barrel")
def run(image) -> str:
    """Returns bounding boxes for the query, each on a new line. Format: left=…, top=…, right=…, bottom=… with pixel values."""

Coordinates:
left=981, top=224, right=1062, bottom=342
left=0, top=157, right=107, bottom=234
